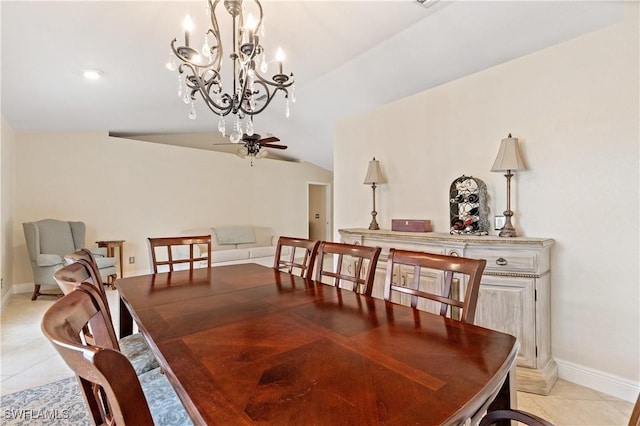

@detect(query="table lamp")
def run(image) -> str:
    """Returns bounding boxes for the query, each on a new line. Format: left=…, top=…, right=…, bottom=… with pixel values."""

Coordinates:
left=491, top=134, right=526, bottom=237
left=363, top=158, right=386, bottom=230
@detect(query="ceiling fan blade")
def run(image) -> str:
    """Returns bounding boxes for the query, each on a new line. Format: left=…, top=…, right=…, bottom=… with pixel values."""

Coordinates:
left=261, top=143, right=287, bottom=150
left=259, top=136, right=280, bottom=144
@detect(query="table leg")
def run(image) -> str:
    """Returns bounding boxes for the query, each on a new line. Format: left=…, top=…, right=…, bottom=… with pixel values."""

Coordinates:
left=119, top=297, right=133, bottom=338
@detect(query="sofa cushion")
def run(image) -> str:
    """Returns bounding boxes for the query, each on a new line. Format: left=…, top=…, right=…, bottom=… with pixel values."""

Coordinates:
left=236, top=227, right=274, bottom=249
left=210, top=249, right=250, bottom=263
left=248, top=246, right=277, bottom=259
left=213, top=226, right=256, bottom=245
left=36, top=253, right=63, bottom=267
left=38, top=220, right=76, bottom=256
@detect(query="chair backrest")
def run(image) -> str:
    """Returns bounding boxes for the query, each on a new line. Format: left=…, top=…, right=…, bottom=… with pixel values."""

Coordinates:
left=147, top=235, right=212, bottom=273
left=56, top=251, right=106, bottom=300
left=23, top=219, right=85, bottom=261
left=274, top=237, right=320, bottom=279
left=53, top=260, right=119, bottom=348
left=383, top=248, right=486, bottom=324
left=41, top=284, right=154, bottom=425
left=479, top=409, right=554, bottom=426
left=65, top=248, right=105, bottom=285
left=314, top=242, right=381, bottom=295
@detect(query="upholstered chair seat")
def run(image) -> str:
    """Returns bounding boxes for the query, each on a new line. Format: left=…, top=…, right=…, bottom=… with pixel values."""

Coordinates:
left=138, top=367, right=194, bottom=425
left=121, top=333, right=161, bottom=376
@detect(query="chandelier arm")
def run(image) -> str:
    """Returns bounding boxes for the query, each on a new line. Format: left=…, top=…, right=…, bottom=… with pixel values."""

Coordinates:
left=209, top=0, right=223, bottom=62
left=252, top=71, right=294, bottom=89
left=251, top=0, right=264, bottom=34
left=171, top=38, right=218, bottom=69
left=201, top=93, right=234, bottom=116
left=206, top=30, right=222, bottom=71
left=238, top=81, right=285, bottom=116
left=180, top=63, right=234, bottom=115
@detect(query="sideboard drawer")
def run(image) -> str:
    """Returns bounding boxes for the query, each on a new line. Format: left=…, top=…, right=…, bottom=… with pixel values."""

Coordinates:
left=465, top=248, right=538, bottom=274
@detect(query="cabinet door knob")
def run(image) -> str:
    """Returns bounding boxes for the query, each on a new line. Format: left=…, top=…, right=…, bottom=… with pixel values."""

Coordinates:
left=496, top=257, right=508, bottom=266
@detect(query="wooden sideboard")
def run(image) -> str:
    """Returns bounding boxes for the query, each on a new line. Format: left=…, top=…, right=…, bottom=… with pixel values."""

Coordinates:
left=338, top=228, right=557, bottom=395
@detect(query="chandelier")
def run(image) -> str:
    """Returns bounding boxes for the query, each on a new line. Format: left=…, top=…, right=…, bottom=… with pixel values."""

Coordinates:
left=167, top=0, right=295, bottom=144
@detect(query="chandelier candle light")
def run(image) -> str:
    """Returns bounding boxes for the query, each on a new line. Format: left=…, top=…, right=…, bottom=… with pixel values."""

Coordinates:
left=491, top=134, right=526, bottom=237
left=167, top=0, right=295, bottom=143
left=363, top=158, right=386, bottom=231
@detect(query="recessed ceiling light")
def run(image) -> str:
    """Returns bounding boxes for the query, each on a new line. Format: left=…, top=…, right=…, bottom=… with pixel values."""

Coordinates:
left=83, top=69, right=103, bottom=80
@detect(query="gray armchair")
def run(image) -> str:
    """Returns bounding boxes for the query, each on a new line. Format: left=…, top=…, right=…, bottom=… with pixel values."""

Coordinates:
left=22, top=219, right=117, bottom=300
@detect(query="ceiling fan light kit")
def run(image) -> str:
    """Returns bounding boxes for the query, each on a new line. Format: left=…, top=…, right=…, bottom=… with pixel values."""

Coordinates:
left=229, top=133, right=286, bottom=165
left=168, top=0, right=296, bottom=144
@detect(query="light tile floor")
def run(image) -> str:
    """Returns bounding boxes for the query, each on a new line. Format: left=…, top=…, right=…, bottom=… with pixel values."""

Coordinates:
left=1, top=290, right=636, bottom=425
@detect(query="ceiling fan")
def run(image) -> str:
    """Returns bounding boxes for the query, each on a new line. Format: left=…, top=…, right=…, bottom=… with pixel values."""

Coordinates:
left=215, top=134, right=287, bottom=165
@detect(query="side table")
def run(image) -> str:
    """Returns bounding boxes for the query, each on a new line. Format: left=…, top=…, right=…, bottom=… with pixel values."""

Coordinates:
left=96, top=240, right=125, bottom=285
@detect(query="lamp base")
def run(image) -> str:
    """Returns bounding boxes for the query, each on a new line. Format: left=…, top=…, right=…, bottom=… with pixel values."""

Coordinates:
left=368, top=212, right=380, bottom=231
left=498, top=210, right=518, bottom=237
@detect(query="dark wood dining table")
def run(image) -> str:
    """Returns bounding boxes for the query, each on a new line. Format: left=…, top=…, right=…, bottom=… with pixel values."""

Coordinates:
left=116, top=263, right=518, bottom=425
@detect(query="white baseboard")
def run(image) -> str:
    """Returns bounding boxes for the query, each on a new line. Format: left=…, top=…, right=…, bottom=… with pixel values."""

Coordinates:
left=12, top=282, right=37, bottom=294
left=556, top=357, right=639, bottom=402
left=1, top=290, right=13, bottom=309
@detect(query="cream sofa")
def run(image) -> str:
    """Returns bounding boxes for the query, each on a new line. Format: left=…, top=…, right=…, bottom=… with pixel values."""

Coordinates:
left=179, top=226, right=279, bottom=268
left=209, top=225, right=278, bottom=267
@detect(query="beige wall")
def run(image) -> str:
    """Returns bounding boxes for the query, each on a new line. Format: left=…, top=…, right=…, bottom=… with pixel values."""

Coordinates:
left=335, top=4, right=638, bottom=395
left=12, top=131, right=331, bottom=285
left=1, top=116, right=16, bottom=302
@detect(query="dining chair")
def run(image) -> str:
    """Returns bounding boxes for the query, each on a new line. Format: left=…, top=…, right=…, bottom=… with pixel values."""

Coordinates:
left=383, top=248, right=486, bottom=324
left=630, top=393, right=640, bottom=426
left=147, top=235, right=212, bottom=273
left=479, top=409, right=554, bottom=426
left=54, top=252, right=159, bottom=375
left=273, top=236, right=320, bottom=279
left=314, top=241, right=381, bottom=295
left=41, top=283, right=192, bottom=426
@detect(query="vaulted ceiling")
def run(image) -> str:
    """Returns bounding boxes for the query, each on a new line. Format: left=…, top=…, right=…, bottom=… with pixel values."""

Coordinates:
left=1, top=1, right=623, bottom=170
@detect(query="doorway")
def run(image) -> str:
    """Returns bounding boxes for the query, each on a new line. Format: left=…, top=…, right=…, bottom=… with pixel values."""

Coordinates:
left=307, top=183, right=332, bottom=241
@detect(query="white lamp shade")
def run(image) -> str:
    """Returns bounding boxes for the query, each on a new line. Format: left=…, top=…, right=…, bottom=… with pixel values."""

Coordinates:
left=363, top=158, right=386, bottom=184
left=491, top=135, right=526, bottom=172
left=236, top=146, right=248, bottom=158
